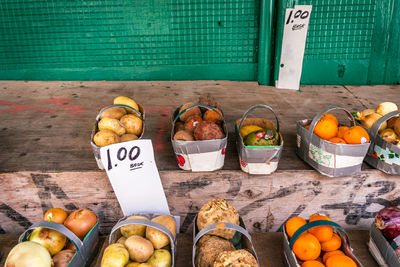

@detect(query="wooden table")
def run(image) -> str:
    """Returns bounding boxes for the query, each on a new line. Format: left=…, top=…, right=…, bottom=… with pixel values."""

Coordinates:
left=0, top=231, right=368, bottom=266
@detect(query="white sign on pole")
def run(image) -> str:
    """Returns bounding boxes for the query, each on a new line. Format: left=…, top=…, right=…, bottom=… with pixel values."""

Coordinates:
left=100, top=139, right=170, bottom=216
left=276, top=5, right=312, bottom=90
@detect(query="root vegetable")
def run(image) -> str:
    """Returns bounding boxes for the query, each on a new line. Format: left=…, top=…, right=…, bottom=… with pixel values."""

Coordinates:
left=98, top=118, right=126, bottom=136
left=113, top=96, right=139, bottom=113
left=375, top=206, right=400, bottom=242
left=93, top=130, right=120, bottom=147
left=101, top=243, right=129, bottom=267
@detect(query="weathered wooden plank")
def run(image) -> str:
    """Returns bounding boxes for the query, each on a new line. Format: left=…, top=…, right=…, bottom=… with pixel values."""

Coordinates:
left=1, top=81, right=397, bottom=172
left=0, top=170, right=398, bottom=235
left=1, top=232, right=377, bottom=267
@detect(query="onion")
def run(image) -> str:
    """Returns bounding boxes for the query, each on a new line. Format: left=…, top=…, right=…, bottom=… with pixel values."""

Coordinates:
left=64, top=209, right=97, bottom=240
left=375, top=206, right=400, bottom=242
left=43, top=208, right=68, bottom=224
left=361, top=113, right=387, bottom=131
left=380, top=128, right=398, bottom=143
left=53, top=249, right=75, bottom=267
left=376, top=102, right=398, bottom=116
left=5, top=241, right=52, bottom=267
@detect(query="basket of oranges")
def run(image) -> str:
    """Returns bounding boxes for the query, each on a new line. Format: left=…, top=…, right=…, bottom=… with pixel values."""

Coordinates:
left=296, top=106, right=371, bottom=177
left=284, top=214, right=363, bottom=267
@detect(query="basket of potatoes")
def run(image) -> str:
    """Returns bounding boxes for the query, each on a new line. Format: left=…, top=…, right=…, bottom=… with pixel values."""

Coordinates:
left=101, top=214, right=177, bottom=267
left=235, top=104, right=283, bottom=174
left=192, top=198, right=259, bottom=267
left=171, top=101, right=227, bottom=172
left=91, top=96, right=145, bottom=170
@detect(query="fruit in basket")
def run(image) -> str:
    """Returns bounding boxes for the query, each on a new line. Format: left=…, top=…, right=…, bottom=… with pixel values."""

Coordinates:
left=240, top=125, right=263, bottom=138
left=121, top=134, right=139, bottom=142
left=322, top=250, right=344, bottom=263
left=380, top=128, right=398, bottom=142
left=43, top=208, right=68, bottom=224
left=53, top=249, right=75, bottom=267
left=292, top=233, right=321, bottom=261
left=121, top=215, right=149, bottom=238
left=94, top=130, right=121, bottom=147
left=179, top=102, right=202, bottom=122
left=285, top=216, right=307, bottom=238
left=376, top=102, right=398, bottom=116
left=114, top=96, right=139, bottom=113
left=29, top=227, right=67, bottom=255
left=101, top=243, right=129, bottom=267
left=185, top=115, right=203, bottom=132
left=125, top=235, right=154, bottom=262
left=374, top=206, right=400, bottom=242
left=5, top=241, right=52, bottom=267
left=195, top=236, right=235, bottom=267
left=337, top=126, right=349, bottom=139
left=244, top=128, right=279, bottom=146
left=314, top=118, right=338, bottom=140
left=325, top=254, right=356, bottom=267
left=328, top=137, right=346, bottom=144
left=321, top=113, right=338, bottom=126
left=146, top=215, right=176, bottom=249
left=99, top=117, right=126, bottom=136
left=100, top=107, right=127, bottom=120
left=213, top=249, right=258, bottom=267
left=197, top=198, right=239, bottom=240
left=203, top=108, right=223, bottom=123
left=194, top=121, right=225, bottom=140
left=120, top=114, right=143, bottom=136
left=64, top=209, right=97, bottom=240
left=320, top=233, right=341, bottom=252
left=343, top=126, right=370, bottom=144
left=146, top=249, right=172, bottom=267
left=173, top=130, right=195, bottom=141
left=301, top=260, right=325, bottom=267
left=308, top=214, right=333, bottom=242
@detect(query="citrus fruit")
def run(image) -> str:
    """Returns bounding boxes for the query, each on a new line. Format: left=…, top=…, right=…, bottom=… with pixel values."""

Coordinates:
left=322, top=250, right=344, bottom=263
left=43, top=208, right=68, bottom=224
left=240, top=125, right=263, bottom=138
left=313, top=119, right=338, bottom=140
left=343, top=126, right=370, bottom=144
left=325, top=254, right=357, bottom=267
left=321, top=233, right=342, bottom=252
left=285, top=216, right=307, bottom=238
left=321, top=113, right=338, bottom=126
left=308, top=214, right=333, bottom=242
left=328, top=137, right=346, bottom=144
left=337, top=126, right=349, bottom=138
left=292, top=233, right=321, bottom=261
left=302, top=260, right=325, bottom=267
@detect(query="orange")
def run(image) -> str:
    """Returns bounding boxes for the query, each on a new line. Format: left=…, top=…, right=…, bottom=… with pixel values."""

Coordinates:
left=293, top=233, right=321, bottom=261
left=308, top=214, right=333, bottom=242
left=301, top=260, right=325, bottom=267
left=321, top=233, right=342, bottom=252
left=322, top=250, right=344, bottom=263
left=325, top=254, right=357, bottom=267
left=343, top=126, right=370, bottom=144
left=337, top=126, right=349, bottom=138
left=328, top=137, right=346, bottom=144
left=285, top=216, right=307, bottom=238
left=203, top=107, right=223, bottom=123
left=313, top=119, right=338, bottom=140
left=321, top=113, right=338, bottom=126
left=305, top=125, right=310, bottom=130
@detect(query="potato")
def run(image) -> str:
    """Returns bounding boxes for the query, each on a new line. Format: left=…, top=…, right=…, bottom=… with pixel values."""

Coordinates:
left=120, top=114, right=143, bottom=136
left=146, top=215, right=176, bottom=249
left=114, top=96, right=139, bottom=113
left=124, top=235, right=154, bottom=262
left=179, top=102, right=201, bottom=122
left=53, top=249, right=75, bottom=267
left=120, top=215, right=149, bottom=238
left=100, top=107, right=127, bottom=120
left=117, top=236, right=127, bottom=245
left=126, top=264, right=152, bottom=267
left=101, top=244, right=129, bottom=267
left=146, top=249, right=172, bottom=267
left=98, top=118, right=126, bottom=136
left=93, top=130, right=120, bottom=147
left=121, top=134, right=139, bottom=143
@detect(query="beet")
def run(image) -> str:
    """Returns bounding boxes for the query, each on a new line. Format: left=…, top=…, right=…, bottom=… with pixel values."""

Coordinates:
left=375, top=206, right=400, bottom=243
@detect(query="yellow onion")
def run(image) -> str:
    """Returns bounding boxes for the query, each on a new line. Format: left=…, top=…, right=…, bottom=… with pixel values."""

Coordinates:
left=380, top=128, right=397, bottom=143
left=64, top=209, right=97, bottom=240
left=376, top=102, right=398, bottom=116
left=5, top=241, right=52, bottom=267
left=361, top=113, right=387, bottom=131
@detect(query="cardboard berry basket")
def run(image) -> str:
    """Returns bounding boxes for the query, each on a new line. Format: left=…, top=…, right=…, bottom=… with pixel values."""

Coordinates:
left=283, top=220, right=363, bottom=267
left=19, top=220, right=100, bottom=267
left=235, top=104, right=283, bottom=174
left=171, top=103, right=227, bottom=172
left=368, top=223, right=400, bottom=267
left=363, top=110, right=400, bottom=175
left=105, top=214, right=179, bottom=267
left=296, top=106, right=370, bottom=177
left=90, top=103, right=145, bottom=170
left=192, top=216, right=259, bottom=267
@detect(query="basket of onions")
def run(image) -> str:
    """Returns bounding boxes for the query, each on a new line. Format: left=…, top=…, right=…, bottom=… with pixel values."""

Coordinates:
left=5, top=208, right=99, bottom=267
left=368, top=206, right=400, bottom=267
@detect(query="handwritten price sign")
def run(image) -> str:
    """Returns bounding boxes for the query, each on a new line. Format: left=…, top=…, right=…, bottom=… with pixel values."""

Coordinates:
left=276, top=5, right=312, bottom=90
left=100, top=139, right=170, bottom=216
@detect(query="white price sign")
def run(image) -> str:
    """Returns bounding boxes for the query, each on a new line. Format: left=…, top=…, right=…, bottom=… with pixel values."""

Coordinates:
left=100, top=139, right=170, bottom=216
left=276, top=5, right=312, bottom=90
